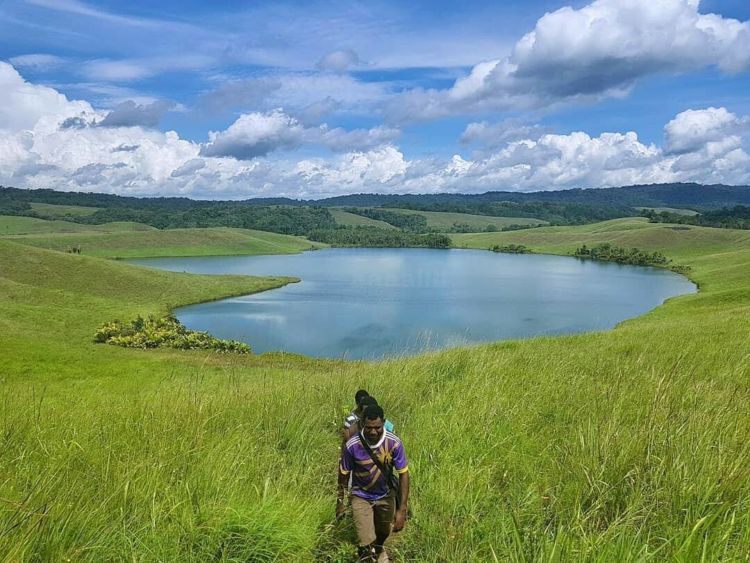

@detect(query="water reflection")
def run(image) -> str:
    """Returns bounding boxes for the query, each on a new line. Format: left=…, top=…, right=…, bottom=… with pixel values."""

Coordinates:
left=129, top=248, right=696, bottom=359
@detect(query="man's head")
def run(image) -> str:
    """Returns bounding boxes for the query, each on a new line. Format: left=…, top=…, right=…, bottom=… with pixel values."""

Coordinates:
left=361, top=404, right=385, bottom=445
left=354, top=389, right=369, bottom=408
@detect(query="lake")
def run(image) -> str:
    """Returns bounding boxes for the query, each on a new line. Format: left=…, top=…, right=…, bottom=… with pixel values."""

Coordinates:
left=129, top=248, right=696, bottom=359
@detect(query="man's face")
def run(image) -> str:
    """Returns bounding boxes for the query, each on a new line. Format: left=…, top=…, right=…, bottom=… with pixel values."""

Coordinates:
left=362, top=417, right=384, bottom=445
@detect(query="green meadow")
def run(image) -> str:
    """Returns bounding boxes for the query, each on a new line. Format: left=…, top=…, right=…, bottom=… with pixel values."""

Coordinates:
left=384, top=208, right=546, bottom=229
left=0, top=217, right=749, bottom=561
left=28, top=202, right=101, bottom=217
left=1, top=219, right=325, bottom=258
left=0, top=215, right=156, bottom=236
left=634, top=207, right=700, bottom=216
left=330, top=209, right=397, bottom=229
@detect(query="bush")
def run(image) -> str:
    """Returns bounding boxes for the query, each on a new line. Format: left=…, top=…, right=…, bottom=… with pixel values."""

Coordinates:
left=574, top=243, right=670, bottom=267
left=489, top=244, right=530, bottom=254
left=94, top=314, right=250, bottom=353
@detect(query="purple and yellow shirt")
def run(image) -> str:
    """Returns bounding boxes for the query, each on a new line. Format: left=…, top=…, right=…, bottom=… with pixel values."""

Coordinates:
left=340, top=430, right=408, bottom=501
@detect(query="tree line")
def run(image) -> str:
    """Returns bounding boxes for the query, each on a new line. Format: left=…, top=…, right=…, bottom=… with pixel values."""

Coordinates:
left=574, top=244, right=670, bottom=267
left=641, top=206, right=750, bottom=230
left=307, top=226, right=451, bottom=248
left=381, top=200, right=634, bottom=225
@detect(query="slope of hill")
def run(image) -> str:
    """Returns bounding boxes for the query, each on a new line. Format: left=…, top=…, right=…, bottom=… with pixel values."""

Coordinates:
left=384, top=208, right=546, bottom=229
left=0, top=215, right=157, bottom=235
left=0, top=220, right=749, bottom=560
left=329, top=208, right=396, bottom=229
left=29, top=202, right=100, bottom=217
left=2, top=224, right=325, bottom=258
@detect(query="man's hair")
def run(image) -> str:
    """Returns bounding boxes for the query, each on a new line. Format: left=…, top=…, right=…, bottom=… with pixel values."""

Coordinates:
left=354, top=389, right=369, bottom=405
left=362, top=404, right=385, bottom=422
left=360, top=396, right=379, bottom=408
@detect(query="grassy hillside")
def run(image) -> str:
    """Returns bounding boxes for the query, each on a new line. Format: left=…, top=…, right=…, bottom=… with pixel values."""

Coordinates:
left=330, top=208, right=396, bottom=229
left=635, top=206, right=699, bottom=216
left=452, top=217, right=750, bottom=259
left=2, top=224, right=326, bottom=258
left=29, top=202, right=100, bottom=217
left=1, top=220, right=749, bottom=560
left=385, top=208, right=546, bottom=230
left=0, top=215, right=156, bottom=235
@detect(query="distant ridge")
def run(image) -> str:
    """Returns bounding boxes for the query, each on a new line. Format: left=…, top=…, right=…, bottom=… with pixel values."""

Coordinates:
left=2, top=183, right=750, bottom=210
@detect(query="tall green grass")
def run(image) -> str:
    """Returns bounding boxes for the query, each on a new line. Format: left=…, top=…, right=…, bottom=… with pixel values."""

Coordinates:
left=1, top=218, right=749, bottom=561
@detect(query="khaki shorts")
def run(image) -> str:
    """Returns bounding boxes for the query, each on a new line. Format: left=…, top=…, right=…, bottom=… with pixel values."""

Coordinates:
left=350, top=491, right=396, bottom=546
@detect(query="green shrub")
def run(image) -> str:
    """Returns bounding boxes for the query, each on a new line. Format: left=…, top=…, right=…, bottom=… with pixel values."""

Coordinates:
left=574, top=243, right=670, bottom=267
left=94, top=314, right=250, bottom=353
left=489, top=244, right=530, bottom=254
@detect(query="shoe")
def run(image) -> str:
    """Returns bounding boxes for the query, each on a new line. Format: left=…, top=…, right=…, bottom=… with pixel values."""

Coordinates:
left=377, top=550, right=390, bottom=563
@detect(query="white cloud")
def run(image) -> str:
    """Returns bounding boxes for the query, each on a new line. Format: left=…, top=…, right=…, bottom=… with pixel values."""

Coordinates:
left=81, top=55, right=215, bottom=82
left=26, top=0, right=164, bottom=29
left=196, top=72, right=390, bottom=119
left=316, top=49, right=362, bottom=73
left=201, top=110, right=306, bottom=159
left=1, top=62, right=748, bottom=199
left=0, top=62, right=93, bottom=132
left=8, top=54, right=66, bottom=70
left=387, top=0, right=750, bottom=122
left=200, top=109, right=399, bottom=159
left=97, top=100, right=176, bottom=128
left=171, top=158, right=206, bottom=177
left=461, top=119, right=551, bottom=147
left=664, top=107, right=750, bottom=154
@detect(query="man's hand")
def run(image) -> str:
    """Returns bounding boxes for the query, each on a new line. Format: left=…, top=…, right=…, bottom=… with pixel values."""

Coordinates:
left=392, top=507, right=407, bottom=532
left=335, top=500, right=347, bottom=521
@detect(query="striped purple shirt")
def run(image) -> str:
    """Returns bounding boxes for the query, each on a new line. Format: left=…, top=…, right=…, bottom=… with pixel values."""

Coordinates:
left=340, top=430, right=408, bottom=501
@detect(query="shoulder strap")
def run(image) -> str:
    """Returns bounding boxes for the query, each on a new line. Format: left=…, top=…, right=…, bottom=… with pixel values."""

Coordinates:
left=359, top=433, right=399, bottom=489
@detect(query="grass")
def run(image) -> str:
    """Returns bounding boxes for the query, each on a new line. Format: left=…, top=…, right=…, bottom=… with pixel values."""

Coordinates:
left=635, top=206, right=700, bottom=216
left=1, top=224, right=326, bottom=258
left=330, top=209, right=397, bottom=229
left=0, top=215, right=156, bottom=235
left=1, top=218, right=749, bottom=561
left=384, top=208, right=546, bottom=230
left=28, top=202, right=101, bottom=217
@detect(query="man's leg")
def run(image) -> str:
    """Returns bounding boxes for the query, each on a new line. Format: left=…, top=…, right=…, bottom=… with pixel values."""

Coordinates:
left=350, top=495, right=377, bottom=562
left=372, top=492, right=396, bottom=560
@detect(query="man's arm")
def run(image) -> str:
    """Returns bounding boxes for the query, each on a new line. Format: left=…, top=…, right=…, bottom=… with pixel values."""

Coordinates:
left=337, top=444, right=353, bottom=520
left=336, top=469, right=349, bottom=520
left=393, top=471, right=410, bottom=532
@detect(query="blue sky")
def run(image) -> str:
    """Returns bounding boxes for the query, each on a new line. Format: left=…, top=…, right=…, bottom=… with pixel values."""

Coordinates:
left=1, top=0, right=749, bottom=198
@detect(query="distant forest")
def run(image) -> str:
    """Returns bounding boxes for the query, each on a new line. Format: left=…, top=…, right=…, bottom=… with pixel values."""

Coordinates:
left=641, top=206, right=750, bottom=230
left=2, top=184, right=750, bottom=241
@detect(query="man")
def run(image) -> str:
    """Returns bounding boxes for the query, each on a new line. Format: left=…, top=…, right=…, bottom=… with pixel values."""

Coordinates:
left=337, top=404, right=410, bottom=562
left=343, top=395, right=395, bottom=443
left=342, top=389, right=370, bottom=440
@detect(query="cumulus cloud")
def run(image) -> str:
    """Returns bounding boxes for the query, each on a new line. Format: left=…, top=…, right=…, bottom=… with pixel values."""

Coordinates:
left=97, top=100, right=176, bottom=128
left=170, top=158, right=206, bottom=177
left=111, top=143, right=140, bottom=152
left=664, top=107, right=750, bottom=154
left=200, top=110, right=306, bottom=159
left=0, top=62, right=92, bottom=132
left=2, top=62, right=749, bottom=199
left=316, top=49, right=361, bottom=72
left=461, top=119, right=551, bottom=147
left=200, top=109, right=399, bottom=160
left=387, top=0, right=750, bottom=122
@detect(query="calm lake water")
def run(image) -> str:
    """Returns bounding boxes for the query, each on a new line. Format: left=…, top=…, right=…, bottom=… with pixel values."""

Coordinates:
left=130, top=248, right=696, bottom=359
